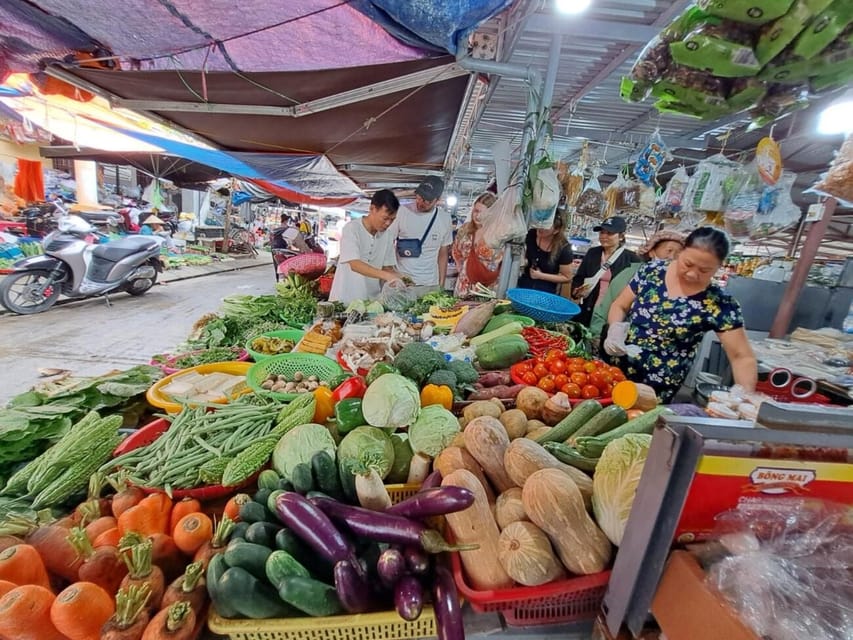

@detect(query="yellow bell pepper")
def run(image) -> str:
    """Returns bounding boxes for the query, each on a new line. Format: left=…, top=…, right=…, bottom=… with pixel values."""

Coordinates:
left=420, top=384, right=453, bottom=410
left=313, top=386, right=335, bottom=424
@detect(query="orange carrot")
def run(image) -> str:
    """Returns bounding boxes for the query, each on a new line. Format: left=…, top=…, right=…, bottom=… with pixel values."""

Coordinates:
left=0, top=544, right=52, bottom=588
left=27, top=522, right=83, bottom=583
left=94, top=527, right=122, bottom=548
left=192, top=515, right=234, bottom=570
left=168, top=498, right=201, bottom=536
left=68, top=527, right=128, bottom=597
left=85, top=515, right=118, bottom=542
left=160, top=561, right=206, bottom=613
left=120, top=540, right=164, bottom=613
left=138, top=494, right=172, bottom=533
left=101, top=583, right=152, bottom=640
left=50, top=581, right=115, bottom=640
left=223, top=493, right=251, bottom=522
left=0, top=579, right=16, bottom=598
left=172, top=513, right=213, bottom=556
left=112, top=486, right=145, bottom=519
left=0, top=585, right=66, bottom=640
left=118, top=495, right=172, bottom=538
left=148, top=533, right=185, bottom=584
left=141, top=601, right=196, bottom=640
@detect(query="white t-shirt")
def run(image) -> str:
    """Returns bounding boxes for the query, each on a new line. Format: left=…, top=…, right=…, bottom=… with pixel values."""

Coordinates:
left=393, top=206, right=452, bottom=286
left=329, top=218, right=397, bottom=304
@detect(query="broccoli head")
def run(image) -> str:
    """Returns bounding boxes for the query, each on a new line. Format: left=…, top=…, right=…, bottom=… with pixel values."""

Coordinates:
left=445, top=359, right=478, bottom=386
left=393, top=342, right=446, bottom=386
left=426, top=369, right=458, bottom=390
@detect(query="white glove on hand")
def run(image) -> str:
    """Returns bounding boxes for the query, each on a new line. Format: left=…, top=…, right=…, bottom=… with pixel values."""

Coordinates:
left=603, top=322, right=630, bottom=357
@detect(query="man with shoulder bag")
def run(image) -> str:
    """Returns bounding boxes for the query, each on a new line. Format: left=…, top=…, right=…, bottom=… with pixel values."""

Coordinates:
left=394, top=176, right=453, bottom=289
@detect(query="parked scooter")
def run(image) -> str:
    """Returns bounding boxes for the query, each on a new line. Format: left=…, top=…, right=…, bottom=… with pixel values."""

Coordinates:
left=0, top=203, right=164, bottom=314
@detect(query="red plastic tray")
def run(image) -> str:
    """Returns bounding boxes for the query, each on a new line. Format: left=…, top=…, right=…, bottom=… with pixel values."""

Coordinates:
left=755, top=380, right=831, bottom=404
left=510, top=360, right=613, bottom=407
left=449, top=549, right=610, bottom=626
left=112, top=418, right=257, bottom=501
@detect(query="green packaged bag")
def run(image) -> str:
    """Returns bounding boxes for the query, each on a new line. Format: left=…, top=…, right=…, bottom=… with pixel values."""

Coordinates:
left=698, top=0, right=795, bottom=26
left=759, top=50, right=814, bottom=83
left=755, top=0, right=834, bottom=65
left=727, top=78, right=767, bottom=111
left=652, top=65, right=729, bottom=114
left=620, top=76, right=652, bottom=103
left=793, top=0, right=853, bottom=59
left=670, top=19, right=762, bottom=77
left=748, top=84, right=810, bottom=129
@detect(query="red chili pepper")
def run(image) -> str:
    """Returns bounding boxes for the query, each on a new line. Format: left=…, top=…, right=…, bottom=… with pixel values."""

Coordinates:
left=332, top=376, right=367, bottom=403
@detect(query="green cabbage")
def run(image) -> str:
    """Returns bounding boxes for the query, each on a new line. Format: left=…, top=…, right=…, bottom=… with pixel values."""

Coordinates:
left=408, top=405, right=460, bottom=458
left=337, top=426, right=395, bottom=480
left=591, top=433, right=652, bottom=546
left=361, top=373, right=421, bottom=431
left=272, top=423, right=337, bottom=482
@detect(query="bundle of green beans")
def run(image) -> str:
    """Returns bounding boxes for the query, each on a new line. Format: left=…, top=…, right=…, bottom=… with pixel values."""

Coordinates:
left=102, top=397, right=302, bottom=492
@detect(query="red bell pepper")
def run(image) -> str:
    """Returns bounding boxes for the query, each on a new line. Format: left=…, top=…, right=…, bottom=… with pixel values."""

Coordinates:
left=332, top=376, right=367, bottom=403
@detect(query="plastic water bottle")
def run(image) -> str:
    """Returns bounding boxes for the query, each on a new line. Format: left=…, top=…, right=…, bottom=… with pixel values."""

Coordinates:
left=844, top=301, right=853, bottom=335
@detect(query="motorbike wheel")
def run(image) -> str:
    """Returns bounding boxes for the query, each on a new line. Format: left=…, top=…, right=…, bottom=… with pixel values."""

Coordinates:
left=0, top=270, right=61, bottom=314
left=124, top=270, right=158, bottom=296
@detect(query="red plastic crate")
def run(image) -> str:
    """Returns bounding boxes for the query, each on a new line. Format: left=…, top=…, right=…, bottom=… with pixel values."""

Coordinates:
left=449, top=550, right=610, bottom=626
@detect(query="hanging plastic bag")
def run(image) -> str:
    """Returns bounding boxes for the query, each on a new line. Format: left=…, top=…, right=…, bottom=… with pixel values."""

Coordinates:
left=575, top=168, right=605, bottom=218
left=808, top=132, right=853, bottom=207
left=657, top=165, right=690, bottom=217
left=378, top=280, right=421, bottom=312
left=634, top=131, right=669, bottom=186
left=753, top=170, right=801, bottom=237
left=529, top=164, right=560, bottom=229
left=562, top=163, right=585, bottom=207
left=603, top=172, right=629, bottom=218
left=482, top=185, right=527, bottom=250
left=687, top=153, right=742, bottom=212
left=723, top=163, right=763, bottom=238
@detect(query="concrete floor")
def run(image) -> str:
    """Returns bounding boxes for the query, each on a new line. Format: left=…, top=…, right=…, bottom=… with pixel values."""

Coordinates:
left=0, top=262, right=274, bottom=405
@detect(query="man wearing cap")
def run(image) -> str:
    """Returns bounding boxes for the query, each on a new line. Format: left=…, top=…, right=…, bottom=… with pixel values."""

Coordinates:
left=571, top=215, right=641, bottom=327
left=393, top=176, right=453, bottom=288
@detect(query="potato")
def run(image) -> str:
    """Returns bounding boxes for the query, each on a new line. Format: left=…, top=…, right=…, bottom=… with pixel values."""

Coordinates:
left=499, top=409, right=528, bottom=440
left=463, top=400, right=503, bottom=422
left=516, top=387, right=550, bottom=421
left=526, top=426, right=552, bottom=440
left=448, top=431, right=467, bottom=449
left=525, top=419, right=548, bottom=434
left=489, top=397, right=506, bottom=413
left=458, top=416, right=469, bottom=430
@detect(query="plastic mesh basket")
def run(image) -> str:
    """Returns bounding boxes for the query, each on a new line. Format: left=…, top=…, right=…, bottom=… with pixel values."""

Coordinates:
left=506, top=288, right=580, bottom=323
left=145, top=362, right=253, bottom=414
left=245, top=329, right=305, bottom=362
left=276, top=252, right=327, bottom=280
left=246, top=353, right=343, bottom=400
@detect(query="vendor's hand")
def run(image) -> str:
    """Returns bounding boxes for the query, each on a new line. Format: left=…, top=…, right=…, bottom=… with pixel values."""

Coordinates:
left=603, top=322, right=630, bottom=357
left=530, top=267, right=544, bottom=280
left=572, top=284, right=590, bottom=299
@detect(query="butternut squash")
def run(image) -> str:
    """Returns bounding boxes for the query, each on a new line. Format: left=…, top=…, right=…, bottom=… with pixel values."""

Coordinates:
left=494, top=488, right=528, bottom=530
left=463, top=417, right=517, bottom=493
left=503, top=438, right=593, bottom=509
left=522, top=469, right=612, bottom=575
left=498, top=521, right=564, bottom=587
left=442, top=469, right=514, bottom=591
left=433, top=447, right=496, bottom=504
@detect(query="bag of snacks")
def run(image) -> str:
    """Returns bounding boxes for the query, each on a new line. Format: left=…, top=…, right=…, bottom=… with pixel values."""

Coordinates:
left=634, top=130, right=670, bottom=186
left=652, top=64, right=729, bottom=114
left=792, top=0, right=853, bottom=59
left=724, top=164, right=763, bottom=237
left=753, top=170, right=801, bottom=236
left=575, top=170, right=605, bottom=217
left=629, top=6, right=708, bottom=83
left=697, top=0, right=795, bottom=26
left=755, top=0, right=834, bottom=66
left=670, top=18, right=762, bottom=77
left=562, top=163, right=585, bottom=207
left=686, top=154, right=742, bottom=212
left=808, top=133, right=853, bottom=206
left=748, top=83, right=810, bottom=129
left=657, top=165, right=690, bottom=216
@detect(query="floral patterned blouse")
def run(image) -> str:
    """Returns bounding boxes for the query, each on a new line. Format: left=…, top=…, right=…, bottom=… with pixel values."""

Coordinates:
left=625, top=260, right=743, bottom=401
left=451, top=223, right=503, bottom=297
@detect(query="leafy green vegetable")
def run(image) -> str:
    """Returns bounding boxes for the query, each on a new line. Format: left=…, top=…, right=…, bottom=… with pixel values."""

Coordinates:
left=406, top=291, right=458, bottom=317
left=386, top=433, right=413, bottom=484
left=272, top=423, right=337, bottom=482
left=444, top=360, right=479, bottom=386
left=337, top=426, right=395, bottom=481
left=361, top=374, right=421, bottom=431
left=393, top=343, right=446, bottom=387
left=408, top=405, right=460, bottom=458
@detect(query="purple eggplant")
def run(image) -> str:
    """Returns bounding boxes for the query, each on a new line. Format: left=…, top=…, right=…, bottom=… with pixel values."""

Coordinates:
left=433, top=562, right=464, bottom=640
left=420, top=470, right=443, bottom=490
left=309, top=494, right=477, bottom=554
left=385, top=486, right=474, bottom=519
left=403, top=546, right=430, bottom=575
left=377, top=547, right=406, bottom=588
left=274, top=492, right=359, bottom=568
left=334, top=559, right=378, bottom=614
left=394, top=575, right=424, bottom=622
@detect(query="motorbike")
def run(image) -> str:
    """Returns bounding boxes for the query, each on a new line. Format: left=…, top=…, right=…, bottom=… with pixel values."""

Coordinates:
left=0, top=204, right=164, bottom=315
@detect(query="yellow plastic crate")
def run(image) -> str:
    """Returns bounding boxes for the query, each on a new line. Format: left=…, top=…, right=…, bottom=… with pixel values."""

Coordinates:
left=208, top=483, right=435, bottom=640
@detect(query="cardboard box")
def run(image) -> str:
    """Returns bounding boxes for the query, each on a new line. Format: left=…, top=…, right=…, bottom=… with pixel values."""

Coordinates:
left=651, top=551, right=759, bottom=640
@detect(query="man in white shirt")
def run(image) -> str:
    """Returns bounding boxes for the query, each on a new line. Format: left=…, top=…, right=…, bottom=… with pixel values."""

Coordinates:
left=329, top=190, right=403, bottom=304
left=394, top=176, right=452, bottom=287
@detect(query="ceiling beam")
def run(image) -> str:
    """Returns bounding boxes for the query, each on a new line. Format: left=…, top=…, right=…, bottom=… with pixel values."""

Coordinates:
left=340, top=164, right=444, bottom=177
left=525, top=15, right=658, bottom=43
left=111, top=63, right=469, bottom=117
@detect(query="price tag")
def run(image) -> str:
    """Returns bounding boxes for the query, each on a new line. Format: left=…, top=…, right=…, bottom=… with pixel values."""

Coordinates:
left=756, top=137, right=782, bottom=185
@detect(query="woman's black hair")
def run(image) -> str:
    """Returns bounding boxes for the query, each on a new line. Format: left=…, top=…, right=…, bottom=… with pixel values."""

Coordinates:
left=684, top=226, right=730, bottom=262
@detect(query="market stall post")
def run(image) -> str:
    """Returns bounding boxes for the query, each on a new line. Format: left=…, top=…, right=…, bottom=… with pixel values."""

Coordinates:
left=222, top=177, right=237, bottom=253
left=74, top=159, right=98, bottom=205
left=768, top=198, right=837, bottom=338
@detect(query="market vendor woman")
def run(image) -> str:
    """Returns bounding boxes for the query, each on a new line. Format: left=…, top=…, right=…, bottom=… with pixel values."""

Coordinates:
left=604, top=227, right=757, bottom=402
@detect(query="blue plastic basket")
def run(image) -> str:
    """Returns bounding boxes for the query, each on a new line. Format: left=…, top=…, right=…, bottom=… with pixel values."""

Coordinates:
left=506, top=288, right=580, bottom=323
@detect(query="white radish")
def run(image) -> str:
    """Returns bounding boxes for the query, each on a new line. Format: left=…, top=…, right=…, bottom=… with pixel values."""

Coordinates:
left=355, top=468, right=392, bottom=510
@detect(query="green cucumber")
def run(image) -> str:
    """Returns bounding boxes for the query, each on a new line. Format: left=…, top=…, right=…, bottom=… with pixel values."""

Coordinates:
left=543, top=442, right=600, bottom=472
left=257, top=469, right=281, bottom=491
left=244, top=521, right=280, bottom=548
left=206, top=553, right=239, bottom=618
left=278, top=478, right=294, bottom=491
left=339, top=464, right=357, bottom=502
left=274, top=528, right=332, bottom=581
left=278, top=576, right=343, bottom=617
left=217, top=566, right=297, bottom=619
left=568, top=404, right=628, bottom=442
left=475, top=335, right=529, bottom=369
left=224, top=539, right=273, bottom=580
left=254, top=487, right=272, bottom=506
left=265, top=549, right=311, bottom=588
left=535, top=399, right=603, bottom=444
left=239, top=500, right=274, bottom=524
left=267, top=489, right=286, bottom=514
left=229, top=521, right=251, bottom=541
left=311, top=450, right=342, bottom=500
left=574, top=406, right=671, bottom=458
left=291, top=463, right=314, bottom=494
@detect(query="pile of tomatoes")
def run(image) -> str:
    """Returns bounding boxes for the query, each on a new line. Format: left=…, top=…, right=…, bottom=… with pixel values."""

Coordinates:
left=510, top=349, right=627, bottom=400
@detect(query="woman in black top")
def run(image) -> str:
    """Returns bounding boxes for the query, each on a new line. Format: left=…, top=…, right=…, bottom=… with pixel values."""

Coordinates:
left=571, top=216, right=641, bottom=326
left=517, top=211, right=574, bottom=294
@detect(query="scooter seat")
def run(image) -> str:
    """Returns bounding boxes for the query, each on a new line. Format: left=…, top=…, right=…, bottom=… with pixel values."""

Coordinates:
left=92, top=236, right=161, bottom=261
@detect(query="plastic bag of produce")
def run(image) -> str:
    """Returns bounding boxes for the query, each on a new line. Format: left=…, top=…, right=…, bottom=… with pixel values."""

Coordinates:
left=698, top=0, right=795, bottom=25
left=482, top=185, right=527, bottom=250
left=793, top=0, right=853, bottom=59
left=378, top=279, right=421, bottom=312
left=808, top=132, right=853, bottom=206
left=575, top=170, right=605, bottom=217
left=670, top=18, right=762, bottom=77
left=657, top=165, right=690, bottom=216
left=755, top=0, right=834, bottom=66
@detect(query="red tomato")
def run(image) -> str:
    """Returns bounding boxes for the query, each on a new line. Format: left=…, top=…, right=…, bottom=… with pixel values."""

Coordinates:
left=592, top=359, right=608, bottom=370
left=598, top=383, right=613, bottom=397
left=567, top=363, right=585, bottom=375
left=588, top=372, right=607, bottom=388
left=545, top=348, right=565, bottom=361
left=516, top=362, right=533, bottom=374
left=583, top=362, right=597, bottom=374
left=554, top=374, right=569, bottom=389
left=548, top=359, right=567, bottom=375
left=522, top=371, right=538, bottom=385
left=538, top=377, right=556, bottom=392
left=611, top=371, right=627, bottom=383
left=567, top=357, right=585, bottom=367
left=562, top=383, right=582, bottom=399
left=582, top=384, right=601, bottom=399
left=533, top=364, right=549, bottom=379
left=570, top=372, right=588, bottom=387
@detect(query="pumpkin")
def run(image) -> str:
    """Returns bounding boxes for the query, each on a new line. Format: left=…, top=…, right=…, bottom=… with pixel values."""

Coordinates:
left=463, top=417, right=517, bottom=493
left=495, top=488, right=528, bottom=530
left=442, top=469, right=514, bottom=591
left=503, top=438, right=593, bottom=509
left=498, top=521, right=564, bottom=587
left=433, top=447, right=496, bottom=504
left=522, top=468, right=612, bottom=575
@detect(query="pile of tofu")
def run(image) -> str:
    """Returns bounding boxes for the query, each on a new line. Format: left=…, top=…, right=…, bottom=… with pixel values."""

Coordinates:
left=160, top=370, right=246, bottom=403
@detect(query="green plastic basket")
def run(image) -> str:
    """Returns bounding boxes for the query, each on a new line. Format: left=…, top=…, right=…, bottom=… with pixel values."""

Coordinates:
left=245, top=329, right=306, bottom=361
left=246, top=353, right=343, bottom=400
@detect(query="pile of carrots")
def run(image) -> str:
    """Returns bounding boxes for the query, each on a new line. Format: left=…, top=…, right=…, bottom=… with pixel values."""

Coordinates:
left=0, top=485, right=220, bottom=640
